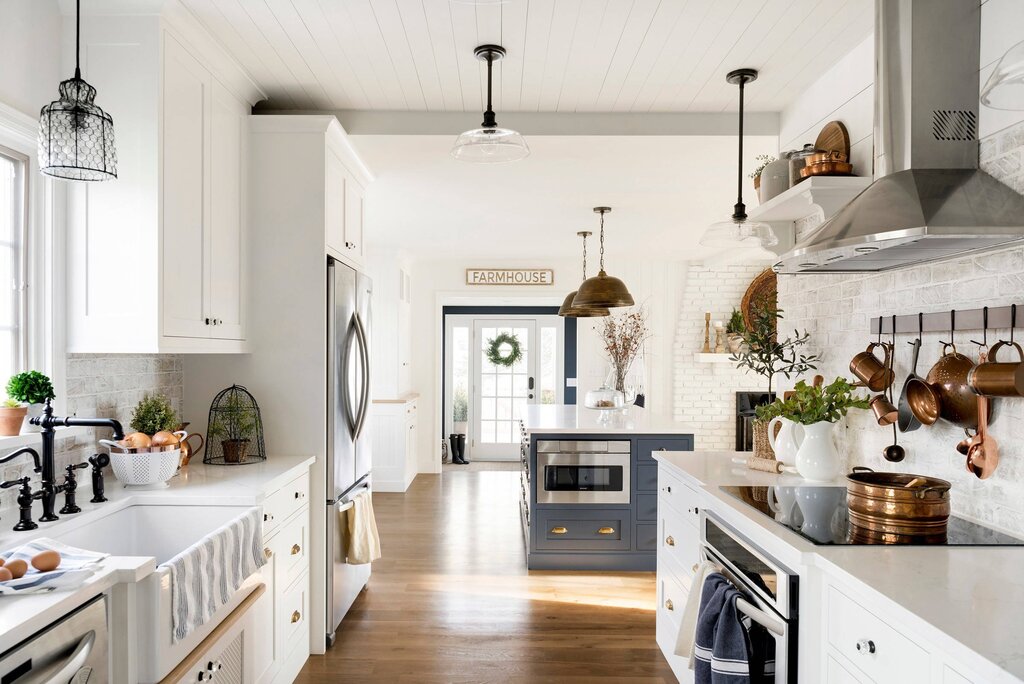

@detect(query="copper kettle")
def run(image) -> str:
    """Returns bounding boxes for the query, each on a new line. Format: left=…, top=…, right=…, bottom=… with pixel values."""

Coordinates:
left=176, top=422, right=205, bottom=466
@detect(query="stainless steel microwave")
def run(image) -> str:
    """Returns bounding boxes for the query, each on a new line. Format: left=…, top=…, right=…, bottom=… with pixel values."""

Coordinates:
left=536, top=440, right=630, bottom=505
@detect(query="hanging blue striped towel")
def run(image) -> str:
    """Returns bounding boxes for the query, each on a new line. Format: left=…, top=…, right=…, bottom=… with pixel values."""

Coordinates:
left=162, top=507, right=265, bottom=643
left=693, top=573, right=775, bottom=684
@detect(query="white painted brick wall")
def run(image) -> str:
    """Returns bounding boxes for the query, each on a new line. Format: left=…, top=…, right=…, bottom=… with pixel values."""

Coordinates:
left=776, top=119, right=1024, bottom=536
left=673, top=263, right=770, bottom=450
left=0, top=354, right=183, bottom=521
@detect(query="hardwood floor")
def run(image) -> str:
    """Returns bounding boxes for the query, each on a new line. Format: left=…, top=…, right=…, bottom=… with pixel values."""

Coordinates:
left=296, top=470, right=676, bottom=683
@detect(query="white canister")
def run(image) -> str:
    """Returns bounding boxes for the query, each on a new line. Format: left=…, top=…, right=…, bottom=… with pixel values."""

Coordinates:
left=759, top=156, right=791, bottom=202
left=767, top=416, right=804, bottom=466
left=795, top=420, right=842, bottom=482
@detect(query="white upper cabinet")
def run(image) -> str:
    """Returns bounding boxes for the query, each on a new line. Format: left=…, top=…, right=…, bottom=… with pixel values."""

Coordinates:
left=66, top=4, right=262, bottom=353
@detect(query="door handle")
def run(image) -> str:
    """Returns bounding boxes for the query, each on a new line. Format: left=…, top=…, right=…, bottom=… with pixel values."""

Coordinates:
left=528, top=376, right=535, bottom=390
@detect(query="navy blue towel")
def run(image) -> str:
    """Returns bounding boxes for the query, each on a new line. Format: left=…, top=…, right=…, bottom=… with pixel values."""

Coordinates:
left=693, top=573, right=775, bottom=684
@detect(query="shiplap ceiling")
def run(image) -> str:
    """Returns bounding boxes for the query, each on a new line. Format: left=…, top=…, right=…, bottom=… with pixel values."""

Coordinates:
left=180, top=0, right=873, bottom=113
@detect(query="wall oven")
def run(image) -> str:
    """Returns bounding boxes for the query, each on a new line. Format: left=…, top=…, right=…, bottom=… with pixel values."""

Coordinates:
left=536, top=440, right=630, bottom=505
left=701, top=511, right=799, bottom=684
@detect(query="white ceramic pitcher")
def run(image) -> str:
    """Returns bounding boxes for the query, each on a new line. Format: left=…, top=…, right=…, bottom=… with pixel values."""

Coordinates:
left=767, top=416, right=804, bottom=466
left=795, top=420, right=842, bottom=482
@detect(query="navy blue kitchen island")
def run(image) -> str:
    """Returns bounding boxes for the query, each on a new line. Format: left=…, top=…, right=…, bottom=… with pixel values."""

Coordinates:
left=519, top=405, right=694, bottom=571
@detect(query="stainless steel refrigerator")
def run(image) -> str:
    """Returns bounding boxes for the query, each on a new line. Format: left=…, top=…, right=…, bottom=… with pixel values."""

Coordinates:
left=325, top=257, right=373, bottom=646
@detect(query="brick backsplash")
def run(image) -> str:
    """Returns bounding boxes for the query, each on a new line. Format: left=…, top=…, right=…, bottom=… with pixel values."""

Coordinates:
left=776, top=119, right=1024, bottom=536
left=673, top=263, right=769, bottom=450
left=0, top=354, right=183, bottom=524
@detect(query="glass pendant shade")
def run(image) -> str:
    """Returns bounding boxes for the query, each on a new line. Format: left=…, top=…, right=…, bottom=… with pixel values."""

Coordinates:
left=700, top=219, right=778, bottom=248
left=450, top=127, right=529, bottom=163
left=981, top=39, right=1024, bottom=110
left=573, top=271, right=635, bottom=309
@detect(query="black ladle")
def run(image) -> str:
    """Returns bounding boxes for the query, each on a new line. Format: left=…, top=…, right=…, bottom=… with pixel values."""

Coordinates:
left=885, top=314, right=906, bottom=461
left=884, top=423, right=905, bottom=462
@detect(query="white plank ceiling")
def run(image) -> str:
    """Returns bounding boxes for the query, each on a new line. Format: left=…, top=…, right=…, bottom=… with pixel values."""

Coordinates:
left=180, top=0, right=873, bottom=113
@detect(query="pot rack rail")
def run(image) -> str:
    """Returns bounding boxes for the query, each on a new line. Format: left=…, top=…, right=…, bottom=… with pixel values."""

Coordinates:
left=869, top=304, right=1024, bottom=336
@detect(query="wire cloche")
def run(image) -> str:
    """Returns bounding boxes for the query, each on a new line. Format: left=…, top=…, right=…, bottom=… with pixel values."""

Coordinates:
left=204, top=385, right=267, bottom=466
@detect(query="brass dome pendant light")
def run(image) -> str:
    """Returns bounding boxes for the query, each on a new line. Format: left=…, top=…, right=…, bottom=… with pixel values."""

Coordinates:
left=699, top=69, right=778, bottom=249
left=572, top=207, right=634, bottom=309
left=559, top=231, right=609, bottom=318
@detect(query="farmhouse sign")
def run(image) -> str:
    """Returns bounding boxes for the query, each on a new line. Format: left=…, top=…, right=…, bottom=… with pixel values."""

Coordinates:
left=466, top=269, right=554, bottom=286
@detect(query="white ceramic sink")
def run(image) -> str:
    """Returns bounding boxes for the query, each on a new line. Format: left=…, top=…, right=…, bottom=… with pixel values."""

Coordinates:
left=49, top=503, right=263, bottom=683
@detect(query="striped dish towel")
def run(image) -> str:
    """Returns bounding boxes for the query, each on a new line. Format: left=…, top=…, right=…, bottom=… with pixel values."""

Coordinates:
left=0, top=538, right=108, bottom=595
left=161, top=507, right=265, bottom=643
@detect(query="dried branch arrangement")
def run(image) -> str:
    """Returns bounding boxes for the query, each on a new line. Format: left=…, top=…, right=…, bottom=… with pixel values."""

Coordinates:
left=598, top=307, right=651, bottom=392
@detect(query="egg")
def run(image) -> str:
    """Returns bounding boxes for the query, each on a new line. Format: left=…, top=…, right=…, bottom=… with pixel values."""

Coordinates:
left=5, top=559, right=27, bottom=579
left=123, top=432, right=152, bottom=449
left=151, top=431, right=180, bottom=447
left=31, top=550, right=60, bottom=573
left=0, top=558, right=5, bottom=567
left=0, top=567, right=12, bottom=582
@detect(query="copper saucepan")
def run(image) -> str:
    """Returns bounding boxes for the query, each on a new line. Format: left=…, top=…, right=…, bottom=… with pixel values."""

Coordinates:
left=846, top=467, right=951, bottom=538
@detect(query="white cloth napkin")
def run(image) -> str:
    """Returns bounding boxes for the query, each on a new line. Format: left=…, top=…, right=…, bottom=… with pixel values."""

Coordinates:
left=0, top=538, right=108, bottom=595
left=343, top=491, right=381, bottom=565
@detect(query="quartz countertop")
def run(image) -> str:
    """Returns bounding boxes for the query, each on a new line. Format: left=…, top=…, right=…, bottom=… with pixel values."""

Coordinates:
left=0, top=453, right=314, bottom=655
left=519, top=404, right=694, bottom=435
left=655, top=450, right=1024, bottom=684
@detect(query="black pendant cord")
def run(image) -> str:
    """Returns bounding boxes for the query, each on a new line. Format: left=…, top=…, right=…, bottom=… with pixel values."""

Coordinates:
left=75, top=0, right=82, bottom=80
left=733, top=75, right=747, bottom=222
left=482, top=53, right=496, bottom=129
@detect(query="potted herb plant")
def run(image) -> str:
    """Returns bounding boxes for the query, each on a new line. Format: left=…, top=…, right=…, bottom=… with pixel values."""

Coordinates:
left=725, top=308, right=745, bottom=354
left=6, top=371, right=55, bottom=434
left=750, top=154, right=776, bottom=202
left=130, top=393, right=179, bottom=437
left=783, top=378, right=869, bottom=481
left=208, top=392, right=257, bottom=463
left=0, top=398, right=27, bottom=436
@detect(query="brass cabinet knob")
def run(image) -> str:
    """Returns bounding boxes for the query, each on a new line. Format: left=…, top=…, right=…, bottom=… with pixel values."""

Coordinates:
left=291, top=544, right=301, bottom=555
left=664, top=599, right=674, bottom=611
left=291, top=610, right=301, bottom=624
left=550, top=526, right=568, bottom=535
left=263, top=547, right=272, bottom=559
left=597, top=527, right=615, bottom=535
left=665, top=535, right=675, bottom=546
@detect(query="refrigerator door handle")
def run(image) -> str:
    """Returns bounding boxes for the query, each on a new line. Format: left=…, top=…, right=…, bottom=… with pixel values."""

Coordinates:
left=353, top=311, right=371, bottom=439
left=342, top=317, right=359, bottom=435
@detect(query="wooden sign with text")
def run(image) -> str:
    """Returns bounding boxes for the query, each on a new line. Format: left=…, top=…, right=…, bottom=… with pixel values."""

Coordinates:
left=465, top=269, right=555, bottom=286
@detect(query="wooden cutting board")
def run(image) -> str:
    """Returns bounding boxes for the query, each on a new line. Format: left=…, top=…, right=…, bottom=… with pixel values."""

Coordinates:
left=814, top=120, right=851, bottom=161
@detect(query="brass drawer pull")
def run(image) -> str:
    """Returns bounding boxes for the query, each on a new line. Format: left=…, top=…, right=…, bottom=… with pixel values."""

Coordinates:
left=665, top=535, right=675, bottom=546
left=664, top=599, right=674, bottom=611
left=550, top=526, right=568, bottom=535
left=291, top=544, right=301, bottom=555
left=263, top=547, right=272, bottom=559
left=291, top=610, right=301, bottom=624
left=597, top=527, right=615, bottom=535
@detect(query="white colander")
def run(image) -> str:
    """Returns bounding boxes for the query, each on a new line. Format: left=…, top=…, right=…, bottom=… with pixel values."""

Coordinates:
left=102, top=434, right=185, bottom=488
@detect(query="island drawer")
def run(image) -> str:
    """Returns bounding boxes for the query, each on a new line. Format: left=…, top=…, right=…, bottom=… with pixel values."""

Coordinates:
left=635, top=523, right=658, bottom=551
left=637, top=437, right=693, bottom=463
left=636, top=493, right=658, bottom=521
left=535, top=510, right=631, bottom=551
left=262, top=470, right=310, bottom=536
left=636, top=464, right=659, bottom=491
left=658, top=465, right=700, bottom=524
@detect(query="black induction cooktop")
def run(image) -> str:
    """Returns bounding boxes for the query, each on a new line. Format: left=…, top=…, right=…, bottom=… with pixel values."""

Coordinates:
left=721, top=485, right=1024, bottom=546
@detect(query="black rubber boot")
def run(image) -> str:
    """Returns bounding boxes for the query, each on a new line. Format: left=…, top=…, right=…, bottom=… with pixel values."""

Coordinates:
left=457, top=434, right=468, bottom=464
left=450, top=434, right=466, bottom=464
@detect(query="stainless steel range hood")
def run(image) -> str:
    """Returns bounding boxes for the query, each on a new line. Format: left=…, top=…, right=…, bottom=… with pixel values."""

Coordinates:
left=775, top=0, right=1024, bottom=274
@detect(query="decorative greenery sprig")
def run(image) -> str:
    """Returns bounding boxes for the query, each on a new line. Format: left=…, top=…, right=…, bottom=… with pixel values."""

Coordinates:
left=209, top=392, right=257, bottom=441
left=6, top=371, right=55, bottom=406
left=485, top=332, right=523, bottom=368
left=784, top=378, right=870, bottom=425
left=130, top=394, right=179, bottom=435
left=726, top=308, right=745, bottom=335
left=749, top=154, right=776, bottom=179
left=732, top=302, right=819, bottom=395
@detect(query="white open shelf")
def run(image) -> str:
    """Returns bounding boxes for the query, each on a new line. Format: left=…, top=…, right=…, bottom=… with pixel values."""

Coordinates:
left=748, top=176, right=872, bottom=223
left=694, top=353, right=736, bottom=364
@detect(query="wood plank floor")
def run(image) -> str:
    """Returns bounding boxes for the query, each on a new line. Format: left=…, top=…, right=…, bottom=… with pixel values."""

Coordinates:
left=296, top=470, right=676, bottom=683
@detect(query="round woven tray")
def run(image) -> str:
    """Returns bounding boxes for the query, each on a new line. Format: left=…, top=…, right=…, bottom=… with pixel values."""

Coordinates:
left=741, top=268, right=778, bottom=331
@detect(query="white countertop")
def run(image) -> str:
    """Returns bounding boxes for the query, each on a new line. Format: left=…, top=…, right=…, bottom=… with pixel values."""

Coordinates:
left=519, top=404, right=694, bottom=435
left=655, top=450, right=1024, bottom=684
left=0, top=453, right=314, bottom=655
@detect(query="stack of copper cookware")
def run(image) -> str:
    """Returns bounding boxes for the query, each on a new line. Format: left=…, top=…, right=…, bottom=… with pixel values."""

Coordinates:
left=846, top=467, right=951, bottom=543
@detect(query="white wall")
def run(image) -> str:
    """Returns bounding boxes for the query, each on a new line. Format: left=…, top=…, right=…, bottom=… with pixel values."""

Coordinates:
left=0, top=0, right=62, bottom=117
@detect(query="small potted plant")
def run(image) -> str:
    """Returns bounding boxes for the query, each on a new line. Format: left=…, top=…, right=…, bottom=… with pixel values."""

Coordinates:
left=130, top=393, right=180, bottom=441
left=783, top=378, right=869, bottom=481
left=6, top=371, right=55, bottom=434
left=750, top=154, right=776, bottom=201
left=209, top=392, right=257, bottom=463
left=0, top=398, right=27, bottom=437
left=725, top=308, right=746, bottom=354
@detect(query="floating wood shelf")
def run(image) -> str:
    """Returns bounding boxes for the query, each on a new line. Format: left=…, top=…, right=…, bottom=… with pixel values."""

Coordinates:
left=694, top=353, right=737, bottom=364
left=748, top=176, right=871, bottom=223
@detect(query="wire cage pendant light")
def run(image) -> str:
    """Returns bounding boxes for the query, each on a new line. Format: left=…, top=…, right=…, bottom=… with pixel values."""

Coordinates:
left=38, top=0, right=117, bottom=181
left=572, top=207, right=635, bottom=309
left=559, top=231, right=610, bottom=318
left=699, top=68, right=776, bottom=249
left=451, top=45, right=529, bottom=163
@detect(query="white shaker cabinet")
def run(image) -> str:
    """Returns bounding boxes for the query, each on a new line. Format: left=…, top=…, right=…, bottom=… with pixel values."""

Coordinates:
left=66, top=5, right=260, bottom=353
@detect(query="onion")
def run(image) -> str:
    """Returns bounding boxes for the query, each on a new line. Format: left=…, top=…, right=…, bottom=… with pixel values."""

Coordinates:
left=151, top=430, right=180, bottom=447
left=123, top=432, right=152, bottom=449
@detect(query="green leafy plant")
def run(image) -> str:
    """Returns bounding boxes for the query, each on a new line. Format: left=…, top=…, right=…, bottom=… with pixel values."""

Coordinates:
left=783, top=378, right=870, bottom=425
left=749, top=154, right=776, bottom=179
left=2, top=398, right=22, bottom=409
left=130, top=394, right=179, bottom=435
left=753, top=397, right=788, bottom=423
left=208, top=393, right=257, bottom=442
left=485, top=332, right=523, bottom=368
left=726, top=308, right=746, bottom=335
left=453, top=386, right=468, bottom=423
left=6, top=371, right=55, bottom=406
left=732, top=301, right=819, bottom=395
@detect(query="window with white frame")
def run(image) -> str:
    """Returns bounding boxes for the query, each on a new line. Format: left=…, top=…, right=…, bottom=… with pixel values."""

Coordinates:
left=0, top=146, right=27, bottom=387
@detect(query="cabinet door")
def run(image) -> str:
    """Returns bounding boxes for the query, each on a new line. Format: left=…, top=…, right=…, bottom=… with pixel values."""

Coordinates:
left=208, top=80, right=246, bottom=341
left=162, top=35, right=211, bottom=339
left=253, top=539, right=277, bottom=684
left=325, top=148, right=346, bottom=255
left=343, top=178, right=364, bottom=263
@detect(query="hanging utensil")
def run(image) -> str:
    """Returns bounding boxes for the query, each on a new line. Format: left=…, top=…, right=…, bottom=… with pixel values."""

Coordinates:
left=883, top=316, right=905, bottom=462
left=897, top=314, right=924, bottom=432
left=955, top=428, right=979, bottom=456
left=967, top=394, right=999, bottom=479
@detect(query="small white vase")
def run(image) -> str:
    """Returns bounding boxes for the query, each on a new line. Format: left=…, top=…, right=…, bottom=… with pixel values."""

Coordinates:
left=767, top=416, right=804, bottom=466
left=21, top=403, right=43, bottom=433
left=795, top=420, right=841, bottom=482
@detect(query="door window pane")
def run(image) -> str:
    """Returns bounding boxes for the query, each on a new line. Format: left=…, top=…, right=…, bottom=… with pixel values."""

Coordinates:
left=540, top=326, right=557, bottom=404
left=0, top=149, right=25, bottom=387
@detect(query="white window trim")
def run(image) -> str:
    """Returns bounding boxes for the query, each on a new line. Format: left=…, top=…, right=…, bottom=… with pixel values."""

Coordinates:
left=0, top=100, right=68, bottom=414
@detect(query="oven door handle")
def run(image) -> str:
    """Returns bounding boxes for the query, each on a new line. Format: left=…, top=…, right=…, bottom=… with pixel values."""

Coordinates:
left=27, top=630, right=95, bottom=683
left=701, top=546, right=788, bottom=638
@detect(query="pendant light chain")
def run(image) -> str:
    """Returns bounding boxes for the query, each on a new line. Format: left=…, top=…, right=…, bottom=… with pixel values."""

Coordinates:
left=599, top=210, right=606, bottom=271
left=581, top=233, right=588, bottom=280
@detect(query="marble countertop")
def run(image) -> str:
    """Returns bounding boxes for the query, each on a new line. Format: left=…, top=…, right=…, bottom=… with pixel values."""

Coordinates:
left=0, top=453, right=314, bottom=655
left=655, top=450, right=1024, bottom=684
left=519, top=404, right=694, bottom=435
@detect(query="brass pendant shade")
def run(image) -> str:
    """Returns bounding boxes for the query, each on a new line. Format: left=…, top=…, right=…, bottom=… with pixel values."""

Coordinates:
left=559, top=230, right=610, bottom=317
left=571, top=207, right=634, bottom=310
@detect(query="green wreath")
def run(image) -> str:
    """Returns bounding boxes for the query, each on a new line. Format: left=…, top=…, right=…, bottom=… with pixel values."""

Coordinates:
left=485, top=333, right=523, bottom=367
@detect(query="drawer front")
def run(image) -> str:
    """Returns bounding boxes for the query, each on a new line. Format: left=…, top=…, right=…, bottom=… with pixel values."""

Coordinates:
left=636, top=464, right=659, bottom=492
left=263, top=470, right=310, bottom=535
left=637, top=437, right=693, bottom=462
left=636, top=493, right=658, bottom=521
left=827, top=585, right=928, bottom=683
left=635, top=523, right=658, bottom=551
left=277, top=507, right=309, bottom=588
left=660, top=510, right=699, bottom=580
left=535, top=510, right=631, bottom=551
left=657, top=558, right=690, bottom=631
left=657, top=465, right=700, bottom=526
left=826, top=653, right=868, bottom=684
left=280, top=572, right=310, bottom=654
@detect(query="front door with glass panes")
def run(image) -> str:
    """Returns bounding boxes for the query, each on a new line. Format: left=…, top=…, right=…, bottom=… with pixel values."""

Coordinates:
left=444, top=314, right=563, bottom=461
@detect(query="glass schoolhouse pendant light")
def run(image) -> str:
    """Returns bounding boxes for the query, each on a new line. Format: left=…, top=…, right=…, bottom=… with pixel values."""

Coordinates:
left=573, top=207, right=635, bottom=309
left=699, top=69, right=776, bottom=249
left=450, top=45, right=529, bottom=163
left=38, top=0, right=117, bottom=181
left=559, top=231, right=610, bottom=318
